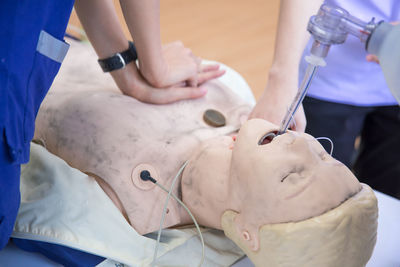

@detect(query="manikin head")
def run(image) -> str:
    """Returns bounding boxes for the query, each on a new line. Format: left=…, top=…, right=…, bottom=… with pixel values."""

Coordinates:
left=182, top=119, right=377, bottom=266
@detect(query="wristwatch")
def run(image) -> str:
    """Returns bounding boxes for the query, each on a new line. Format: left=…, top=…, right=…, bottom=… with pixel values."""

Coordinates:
left=98, top=41, right=138, bottom=72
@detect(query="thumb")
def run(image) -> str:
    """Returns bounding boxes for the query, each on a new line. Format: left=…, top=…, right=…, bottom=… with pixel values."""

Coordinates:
left=291, top=106, right=307, bottom=132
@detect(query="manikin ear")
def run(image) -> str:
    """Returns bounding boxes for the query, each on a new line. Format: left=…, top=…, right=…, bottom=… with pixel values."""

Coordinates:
left=234, top=214, right=260, bottom=251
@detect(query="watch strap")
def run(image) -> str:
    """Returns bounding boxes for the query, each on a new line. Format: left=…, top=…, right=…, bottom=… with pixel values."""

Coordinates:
left=98, top=41, right=138, bottom=72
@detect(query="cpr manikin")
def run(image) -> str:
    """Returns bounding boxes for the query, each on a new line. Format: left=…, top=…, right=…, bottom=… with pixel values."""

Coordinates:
left=33, top=43, right=378, bottom=267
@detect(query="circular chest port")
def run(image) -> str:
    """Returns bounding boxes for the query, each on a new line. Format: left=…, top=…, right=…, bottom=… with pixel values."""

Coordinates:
left=131, top=163, right=159, bottom=191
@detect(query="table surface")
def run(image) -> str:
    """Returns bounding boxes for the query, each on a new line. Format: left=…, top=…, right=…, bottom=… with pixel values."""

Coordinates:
left=1, top=191, right=399, bottom=267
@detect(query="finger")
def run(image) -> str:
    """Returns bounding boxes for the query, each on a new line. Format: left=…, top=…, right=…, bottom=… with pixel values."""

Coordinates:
left=291, top=106, right=306, bottom=132
left=170, top=81, right=187, bottom=88
left=145, top=87, right=208, bottom=104
left=198, top=69, right=226, bottom=85
left=194, top=56, right=202, bottom=68
left=200, top=64, right=221, bottom=72
left=366, top=54, right=379, bottom=64
left=186, top=76, right=198, bottom=87
left=291, top=119, right=306, bottom=132
left=189, top=55, right=202, bottom=74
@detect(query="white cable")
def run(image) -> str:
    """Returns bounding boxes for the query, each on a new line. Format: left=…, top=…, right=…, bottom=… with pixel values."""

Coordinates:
left=316, top=137, right=334, bottom=155
left=151, top=161, right=205, bottom=267
left=154, top=183, right=205, bottom=266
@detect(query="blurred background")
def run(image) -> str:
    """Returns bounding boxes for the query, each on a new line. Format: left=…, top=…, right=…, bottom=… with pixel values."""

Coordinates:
left=67, top=0, right=280, bottom=99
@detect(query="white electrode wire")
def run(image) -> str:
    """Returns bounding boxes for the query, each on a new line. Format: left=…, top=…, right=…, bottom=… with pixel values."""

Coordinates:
left=153, top=182, right=205, bottom=266
left=283, top=111, right=334, bottom=156
left=316, top=137, right=334, bottom=155
left=151, top=161, right=205, bottom=267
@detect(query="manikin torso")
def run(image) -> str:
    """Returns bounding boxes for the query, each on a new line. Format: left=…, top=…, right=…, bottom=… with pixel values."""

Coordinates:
left=34, top=79, right=252, bottom=235
left=34, top=41, right=362, bottom=253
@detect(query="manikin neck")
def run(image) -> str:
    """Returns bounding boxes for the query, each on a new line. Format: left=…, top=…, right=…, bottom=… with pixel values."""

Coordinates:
left=180, top=158, right=237, bottom=230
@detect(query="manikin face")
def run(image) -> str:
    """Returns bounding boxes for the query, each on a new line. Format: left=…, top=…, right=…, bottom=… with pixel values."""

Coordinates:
left=230, top=119, right=361, bottom=224
left=187, top=119, right=361, bottom=251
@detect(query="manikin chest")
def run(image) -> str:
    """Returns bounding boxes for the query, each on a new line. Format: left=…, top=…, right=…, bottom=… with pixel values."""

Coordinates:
left=34, top=81, right=251, bottom=234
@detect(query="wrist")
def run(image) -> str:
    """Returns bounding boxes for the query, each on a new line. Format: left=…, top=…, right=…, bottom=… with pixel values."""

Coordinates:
left=267, top=65, right=298, bottom=90
left=268, top=63, right=298, bottom=80
left=98, top=41, right=138, bottom=73
left=138, top=56, right=168, bottom=88
left=109, top=63, right=141, bottom=97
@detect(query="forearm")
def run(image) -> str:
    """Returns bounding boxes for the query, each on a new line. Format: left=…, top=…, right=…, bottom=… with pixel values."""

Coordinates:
left=75, top=0, right=164, bottom=77
left=269, top=0, right=323, bottom=79
left=74, top=0, right=129, bottom=58
left=119, top=0, right=164, bottom=85
left=250, top=0, right=323, bottom=128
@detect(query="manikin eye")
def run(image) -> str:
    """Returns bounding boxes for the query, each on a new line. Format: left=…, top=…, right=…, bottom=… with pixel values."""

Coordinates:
left=258, top=131, right=277, bottom=145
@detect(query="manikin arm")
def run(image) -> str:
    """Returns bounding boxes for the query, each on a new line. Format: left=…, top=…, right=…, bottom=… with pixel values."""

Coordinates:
left=249, top=0, right=323, bottom=131
left=74, top=0, right=223, bottom=103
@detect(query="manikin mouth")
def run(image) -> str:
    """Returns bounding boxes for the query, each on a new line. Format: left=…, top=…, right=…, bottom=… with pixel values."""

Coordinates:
left=258, top=131, right=277, bottom=145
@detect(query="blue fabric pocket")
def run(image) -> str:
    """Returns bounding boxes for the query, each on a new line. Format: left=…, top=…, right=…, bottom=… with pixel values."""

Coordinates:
left=24, top=31, right=69, bottom=141
left=5, top=30, right=69, bottom=163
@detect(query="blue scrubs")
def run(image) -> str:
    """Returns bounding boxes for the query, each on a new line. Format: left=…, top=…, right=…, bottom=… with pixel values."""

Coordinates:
left=0, top=0, right=73, bottom=249
left=13, top=239, right=105, bottom=267
left=1, top=2, right=107, bottom=265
